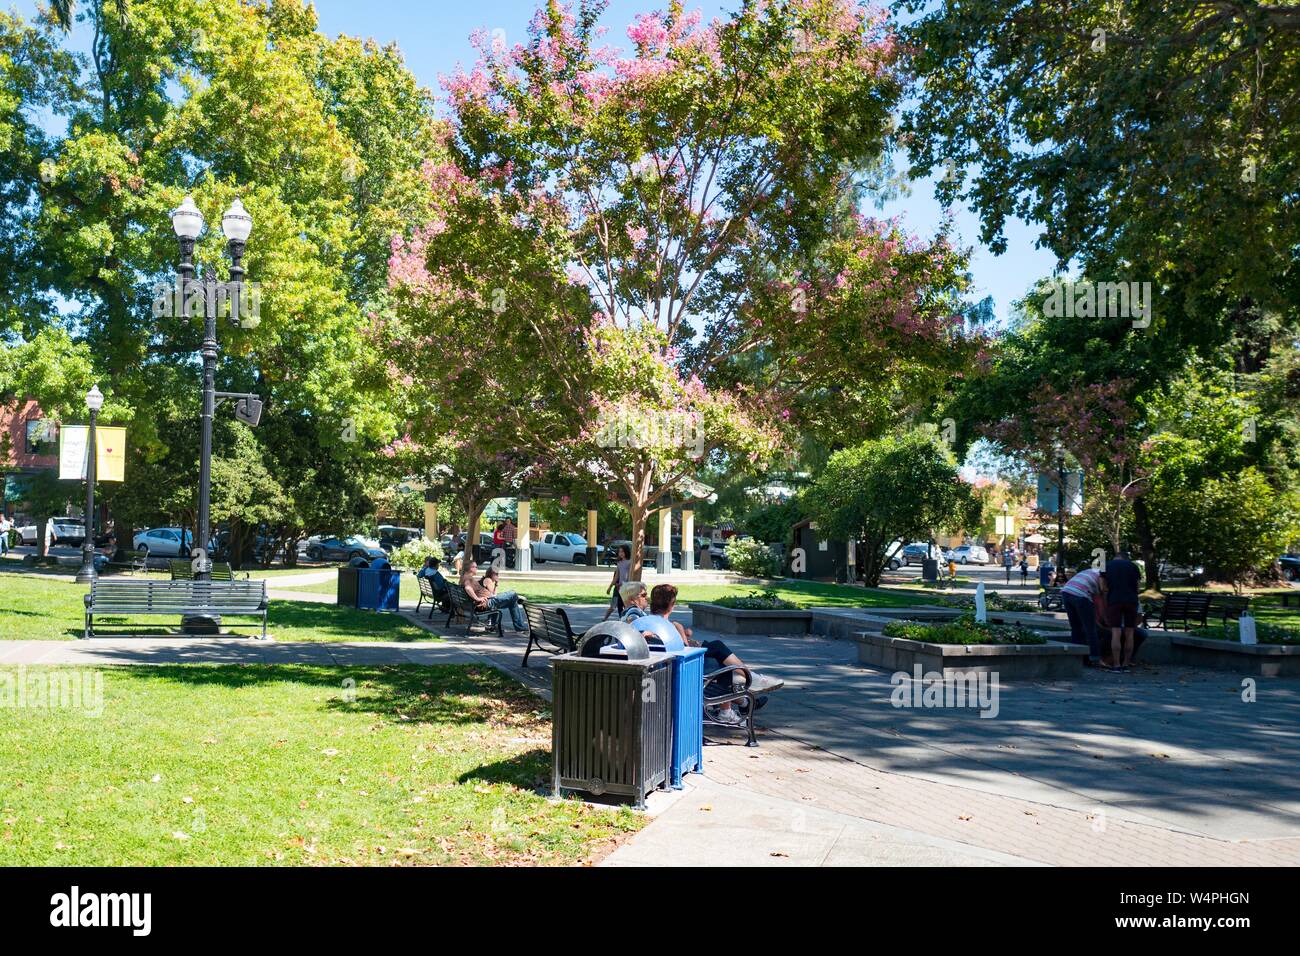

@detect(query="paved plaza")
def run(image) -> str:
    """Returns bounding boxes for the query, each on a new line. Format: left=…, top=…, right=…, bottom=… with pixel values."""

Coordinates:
left=8, top=589, right=1299, bottom=867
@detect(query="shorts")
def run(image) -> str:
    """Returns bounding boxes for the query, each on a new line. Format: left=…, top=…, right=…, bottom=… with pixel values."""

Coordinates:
left=1106, top=602, right=1139, bottom=628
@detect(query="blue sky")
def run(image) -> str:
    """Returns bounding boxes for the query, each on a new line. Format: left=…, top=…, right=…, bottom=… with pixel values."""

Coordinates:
left=17, top=0, right=1058, bottom=324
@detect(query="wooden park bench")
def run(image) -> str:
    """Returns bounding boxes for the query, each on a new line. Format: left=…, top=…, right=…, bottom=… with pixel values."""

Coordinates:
left=1038, top=587, right=1064, bottom=611
left=1207, top=593, right=1251, bottom=623
left=1147, top=592, right=1212, bottom=631
left=83, top=579, right=268, bottom=639
left=444, top=583, right=503, bottom=637
left=414, top=573, right=450, bottom=619
left=169, top=559, right=243, bottom=581
left=522, top=603, right=578, bottom=667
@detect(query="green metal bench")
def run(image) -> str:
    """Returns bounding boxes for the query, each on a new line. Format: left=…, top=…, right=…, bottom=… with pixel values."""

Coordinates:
left=168, top=559, right=244, bottom=581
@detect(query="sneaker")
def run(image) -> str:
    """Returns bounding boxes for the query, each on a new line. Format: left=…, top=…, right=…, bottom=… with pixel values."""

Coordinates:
left=710, top=707, right=744, bottom=726
left=749, top=672, right=783, bottom=693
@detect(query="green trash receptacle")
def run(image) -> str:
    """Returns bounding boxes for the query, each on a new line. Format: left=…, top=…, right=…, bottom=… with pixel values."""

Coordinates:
left=550, top=622, right=673, bottom=809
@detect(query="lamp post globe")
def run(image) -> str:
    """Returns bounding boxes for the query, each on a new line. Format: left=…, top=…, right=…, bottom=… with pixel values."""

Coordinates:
left=171, top=196, right=205, bottom=240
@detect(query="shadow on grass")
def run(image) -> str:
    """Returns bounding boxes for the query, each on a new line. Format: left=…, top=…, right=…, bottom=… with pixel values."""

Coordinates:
left=103, top=662, right=551, bottom=731
left=457, top=749, right=551, bottom=791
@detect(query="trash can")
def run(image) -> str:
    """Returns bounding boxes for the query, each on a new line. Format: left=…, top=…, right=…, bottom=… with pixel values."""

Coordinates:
left=357, top=567, right=400, bottom=611
left=551, top=622, right=673, bottom=809
left=922, top=558, right=939, bottom=581
left=336, top=566, right=360, bottom=607
left=631, top=616, right=704, bottom=789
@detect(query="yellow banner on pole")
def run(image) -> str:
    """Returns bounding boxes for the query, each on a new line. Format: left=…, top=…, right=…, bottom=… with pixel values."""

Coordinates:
left=96, top=427, right=126, bottom=482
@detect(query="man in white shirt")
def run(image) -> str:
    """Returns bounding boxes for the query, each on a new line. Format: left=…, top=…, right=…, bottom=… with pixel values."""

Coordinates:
left=0, top=514, right=11, bottom=556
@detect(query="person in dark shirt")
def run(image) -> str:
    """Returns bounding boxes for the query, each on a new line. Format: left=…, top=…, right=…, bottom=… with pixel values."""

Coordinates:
left=1104, top=550, right=1143, bottom=670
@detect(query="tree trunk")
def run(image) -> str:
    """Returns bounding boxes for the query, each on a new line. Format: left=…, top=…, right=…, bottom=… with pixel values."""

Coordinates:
left=628, top=495, right=648, bottom=581
left=1132, top=493, right=1160, bottom=591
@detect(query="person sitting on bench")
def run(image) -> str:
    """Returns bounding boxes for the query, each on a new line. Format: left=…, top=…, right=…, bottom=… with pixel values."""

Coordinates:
left=649, top=584, right=778, bottom=725
left=465, top=563, right=528, bottom=632
left=417, top=556, right=451, bottom=610
left=620, top=581, right=649, bottom=622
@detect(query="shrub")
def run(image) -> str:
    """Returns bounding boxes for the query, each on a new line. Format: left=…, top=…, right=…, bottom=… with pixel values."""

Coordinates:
left=723, top=537, right=782, bottom=578
left=714, top=589, right=802, bottom=610
left=882, top=613, right=1046, bottom=645
left=939, top=591, right=1039, bottom=613
left=1200, top=621, right=1300, bottom=645
left=387, top=536, right=442, bottom=570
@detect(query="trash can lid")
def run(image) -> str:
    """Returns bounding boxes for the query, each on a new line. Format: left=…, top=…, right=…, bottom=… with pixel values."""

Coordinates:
left=579, top=620, right=649, bottom=660
left=629, top=614, right=685, bottom=651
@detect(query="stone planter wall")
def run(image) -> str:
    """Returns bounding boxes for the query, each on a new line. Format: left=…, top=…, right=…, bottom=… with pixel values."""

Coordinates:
left=1168, top=635, right=1300, bottom=677
left=690, top=603, right=812, bottom=635
left=855, top=631, right=1087, bottom=679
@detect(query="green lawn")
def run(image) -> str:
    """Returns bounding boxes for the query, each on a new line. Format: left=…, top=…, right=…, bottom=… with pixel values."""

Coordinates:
left=1157, top=585, right=1300, bottom=629
left=0, top=573, right=439, bottom=642
left=0, top=663, right=639, bottom=865
left=275, top=573, right=931, bottom=609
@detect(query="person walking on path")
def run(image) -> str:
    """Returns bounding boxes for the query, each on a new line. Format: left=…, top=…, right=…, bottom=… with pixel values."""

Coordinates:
left=1003, top=548, right=1015, bottom=584
left=1061, top=566, right=1108, bottom=665
left=602, top=545, right=632, bottom=621
left=1019, top=556, right=1029, bottom=586
left=0, top=514, right=10, bottom=557
left=1104, top=550, right=1143, bottom=671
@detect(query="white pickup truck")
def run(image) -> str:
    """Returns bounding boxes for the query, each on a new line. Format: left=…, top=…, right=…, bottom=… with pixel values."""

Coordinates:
left=531, top=532, right=603, bottom=564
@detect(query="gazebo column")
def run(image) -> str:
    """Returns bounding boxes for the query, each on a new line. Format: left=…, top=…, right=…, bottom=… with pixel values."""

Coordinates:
left=423, top=489, right=439, bottom=542
left=655, top=500, right=673, bottom=575
left=515, top=496, right=531, bottom=571
left=681, top=508, right=695, bottom=572
left=586, top=504, right=599, bottom=567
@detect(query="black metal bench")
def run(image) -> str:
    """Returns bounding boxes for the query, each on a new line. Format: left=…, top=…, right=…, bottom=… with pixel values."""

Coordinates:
left=1149, top=592, right=1212, bottom=631
left=107, top=549, right=148, bottom=574
left=83, top=579, right=269, bottom=639
left=1038, top=587, right=1063, bottom=611
left=522, top=603, right=578, bottom=667
left=414, top=573, right=450, bottom=619
left=445, top=583, right=503, bottom=637
left=1207, top=593, right=1251, bottom=623
left=703, top=665, right=784, bottom=748
left=169, top=559, right=243, bottom=581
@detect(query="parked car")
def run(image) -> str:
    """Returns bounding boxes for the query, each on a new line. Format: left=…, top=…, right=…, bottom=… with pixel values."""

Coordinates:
left=901, top=543, right=933, bottom=566
left=132, top=527, right=194, bottom=558
left=305, top=535, right=386, bottom=563
left=378, top=525, right=423, bottom=551
left=951, top=544, right=990, bottom=565
left=15, top=523, right=39, bottom=545
left=1281, top=554, right=1300, bottom=582
left=531, top=531, right=603, bottom=564
left=49, top=518, right=87, bottom=546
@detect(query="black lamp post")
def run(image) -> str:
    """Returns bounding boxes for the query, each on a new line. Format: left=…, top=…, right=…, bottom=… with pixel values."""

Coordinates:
left=1056, top=451, right=1067, bottom=571
left=75, top=384, right=104, bottom=585
left=169, top=196, right=255, bottom=632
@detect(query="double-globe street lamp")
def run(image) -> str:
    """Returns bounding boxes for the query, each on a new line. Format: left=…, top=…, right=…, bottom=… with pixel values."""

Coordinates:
left=169, top=197, right=260, bottom=629
left=74, top=384, right=105, bottom=585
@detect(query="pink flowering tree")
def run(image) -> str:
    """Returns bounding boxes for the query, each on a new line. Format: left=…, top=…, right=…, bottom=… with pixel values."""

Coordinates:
left=387, top=0, right=979, bottom=577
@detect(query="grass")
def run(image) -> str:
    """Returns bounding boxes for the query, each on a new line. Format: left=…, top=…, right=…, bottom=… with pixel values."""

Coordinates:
left=0, top=663, right=639, bottom=865
left=0, top=573, right=439, bottom=642
left=1194, top=621, right=1300, bottom=645
left=277, top=573, right=931, bottom=609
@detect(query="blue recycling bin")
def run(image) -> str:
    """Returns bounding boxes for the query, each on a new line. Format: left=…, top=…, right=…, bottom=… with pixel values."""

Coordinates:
left=356, top=567, right=401, bottom=611
left=631, top=616, right=704, bottom=789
